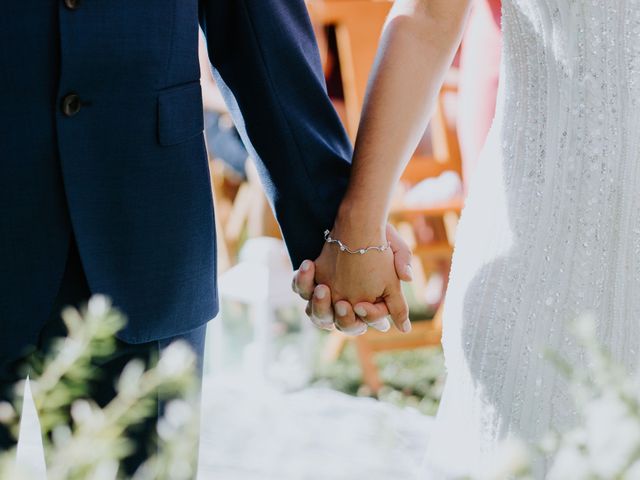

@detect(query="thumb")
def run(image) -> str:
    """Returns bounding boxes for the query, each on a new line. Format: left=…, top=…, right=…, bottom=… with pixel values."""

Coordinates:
left=384, top=285, right=411, bottom=333
left=292, top=260, right=316, bottom=300
left=387, top=224, right=413, bottom=282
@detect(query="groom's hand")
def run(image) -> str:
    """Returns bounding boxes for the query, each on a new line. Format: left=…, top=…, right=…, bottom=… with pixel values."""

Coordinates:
left=292, top=224, right=413, bottom=336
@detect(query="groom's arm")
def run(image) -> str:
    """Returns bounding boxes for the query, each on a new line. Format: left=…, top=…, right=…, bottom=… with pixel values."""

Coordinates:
left=198, top=0, right=352, bottom=268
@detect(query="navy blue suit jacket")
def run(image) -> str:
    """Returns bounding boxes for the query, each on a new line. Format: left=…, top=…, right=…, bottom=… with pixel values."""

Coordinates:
left=0, top=0, right=352, bottom=345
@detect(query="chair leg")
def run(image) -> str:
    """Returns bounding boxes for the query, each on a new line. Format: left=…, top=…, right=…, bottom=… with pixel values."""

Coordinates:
left=214, top=207, right=233, bottom=274
left=431, top=302, right=444, bottom=334
left=354, top=336, right=383, bottom=394
left=321, top=331, right=348, bottom=364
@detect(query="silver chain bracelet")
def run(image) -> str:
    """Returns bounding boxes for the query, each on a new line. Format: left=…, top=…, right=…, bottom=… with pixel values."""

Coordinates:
left=324, top=229, right=391, bottom=255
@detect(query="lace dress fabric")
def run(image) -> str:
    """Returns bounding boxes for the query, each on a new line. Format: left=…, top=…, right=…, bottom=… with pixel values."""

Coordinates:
left=425, top=1, right=640, bottom=477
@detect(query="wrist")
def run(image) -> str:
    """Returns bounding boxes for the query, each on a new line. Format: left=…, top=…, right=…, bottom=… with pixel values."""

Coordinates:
left=333, top=199, right=387, bottom=245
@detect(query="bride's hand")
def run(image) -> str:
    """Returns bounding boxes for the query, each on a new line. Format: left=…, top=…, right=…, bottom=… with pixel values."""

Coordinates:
left=314, top=223, right=411, bottom=335
left=293, top=223, right=414, bottom=335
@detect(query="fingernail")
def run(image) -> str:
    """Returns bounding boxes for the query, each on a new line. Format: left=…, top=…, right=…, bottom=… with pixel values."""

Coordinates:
left=354, top=306, right=367, bottom=317
left=402, top=319, right=412, bottom=333
left=338, top=323, right=367, bottom=336
left=335, top=303, right=347, bottom=317
left=405, top=264, right=413, bottom=280
left=300, top=260, right=311, bottom=272
left=368, top=318, right=391, bottom=332
left=316, top=318, right=335, bottom=330
left=314, top=286, right=326, bottom=299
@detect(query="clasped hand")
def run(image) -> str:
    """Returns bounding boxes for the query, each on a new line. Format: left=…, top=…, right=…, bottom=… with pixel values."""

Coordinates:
left=292, top=224, right=413, bottom=336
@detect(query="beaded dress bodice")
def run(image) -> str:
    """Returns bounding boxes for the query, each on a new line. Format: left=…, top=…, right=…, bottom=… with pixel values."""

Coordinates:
left=425, top=1, right=640, bottom=477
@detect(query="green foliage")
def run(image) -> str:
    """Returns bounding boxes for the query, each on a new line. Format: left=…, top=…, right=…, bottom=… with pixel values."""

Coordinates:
left=0, top=295, right=200, bottom=480
left=312, top=331, right=446, bottom=415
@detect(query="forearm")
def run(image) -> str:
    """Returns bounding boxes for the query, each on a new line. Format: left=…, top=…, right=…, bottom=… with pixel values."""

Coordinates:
left=199, top=0, right=352, bottom=267
left=198, top=31, right=228, bottom=113
left=335, top=0, right=472, bottom=240
left=201, top=82, right=228, bottom=113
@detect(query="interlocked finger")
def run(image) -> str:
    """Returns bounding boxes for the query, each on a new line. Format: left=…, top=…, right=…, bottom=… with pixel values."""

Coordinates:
left=334, top=300, right=367, bottom=336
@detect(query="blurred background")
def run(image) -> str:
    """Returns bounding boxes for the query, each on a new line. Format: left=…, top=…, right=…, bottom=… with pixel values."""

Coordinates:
left=193, top=1, right=502, bottom=478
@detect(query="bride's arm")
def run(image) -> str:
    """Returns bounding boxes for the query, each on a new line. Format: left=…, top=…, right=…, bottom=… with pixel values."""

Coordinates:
left=312, top=0, right=472, bottom=334
left=334, top=0, right=472, bottom=241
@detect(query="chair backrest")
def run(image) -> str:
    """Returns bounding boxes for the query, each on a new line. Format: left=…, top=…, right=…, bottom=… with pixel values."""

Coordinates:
left=307, top=0, right=392, bottom=138
left=307, top=0, right=462, bottom=183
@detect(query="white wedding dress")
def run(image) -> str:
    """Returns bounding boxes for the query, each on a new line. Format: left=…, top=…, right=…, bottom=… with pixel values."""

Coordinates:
left=426, top=0, right=640, bottom=477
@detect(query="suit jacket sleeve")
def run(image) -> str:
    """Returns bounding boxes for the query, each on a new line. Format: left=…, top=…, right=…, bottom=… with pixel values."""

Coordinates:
left=199, top=0, right=353, bottom=268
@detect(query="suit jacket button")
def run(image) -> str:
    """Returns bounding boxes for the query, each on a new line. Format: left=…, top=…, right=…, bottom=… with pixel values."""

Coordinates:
left=64, top=0, right=81, bottom=9
left=61, top=94, right=82, bottom=117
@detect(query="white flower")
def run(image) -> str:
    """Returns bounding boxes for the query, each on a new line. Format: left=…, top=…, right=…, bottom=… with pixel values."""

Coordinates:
left=548, top=442, right=592, bottom=480
left=51, top=424, right=73, bottom=447
left=539, top=432, right=559, bottom=453
left=584, top=392, right=640, bottom=477
left=164, top=399, right=194, bottom=429
left=70, top=399, right=93, bottom=424
left=90, top=460, right=119, bottom=480
left=0, top=401, right=16, bottom=423
left=167, top=459, right=193, bottom=480
left=116, top=359, right=146, bottom=396
left=156, top=341, right=196, bottom=380
left=57, top=337, right=84, bottom=367
left=479, top=438, right=531, bottom=480
left=87, top=294, right=111, bottom=317
left=573, top=312, right=597, bottom=341
left=157, top=400, right=196, bottom=441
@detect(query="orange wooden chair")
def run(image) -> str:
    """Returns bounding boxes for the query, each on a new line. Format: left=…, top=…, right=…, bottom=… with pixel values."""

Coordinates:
left=307, top=0, right=463, bottom=392
left=307, top=0, right=392, bottom=140
left=208, top=157, right=282, bottom=273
